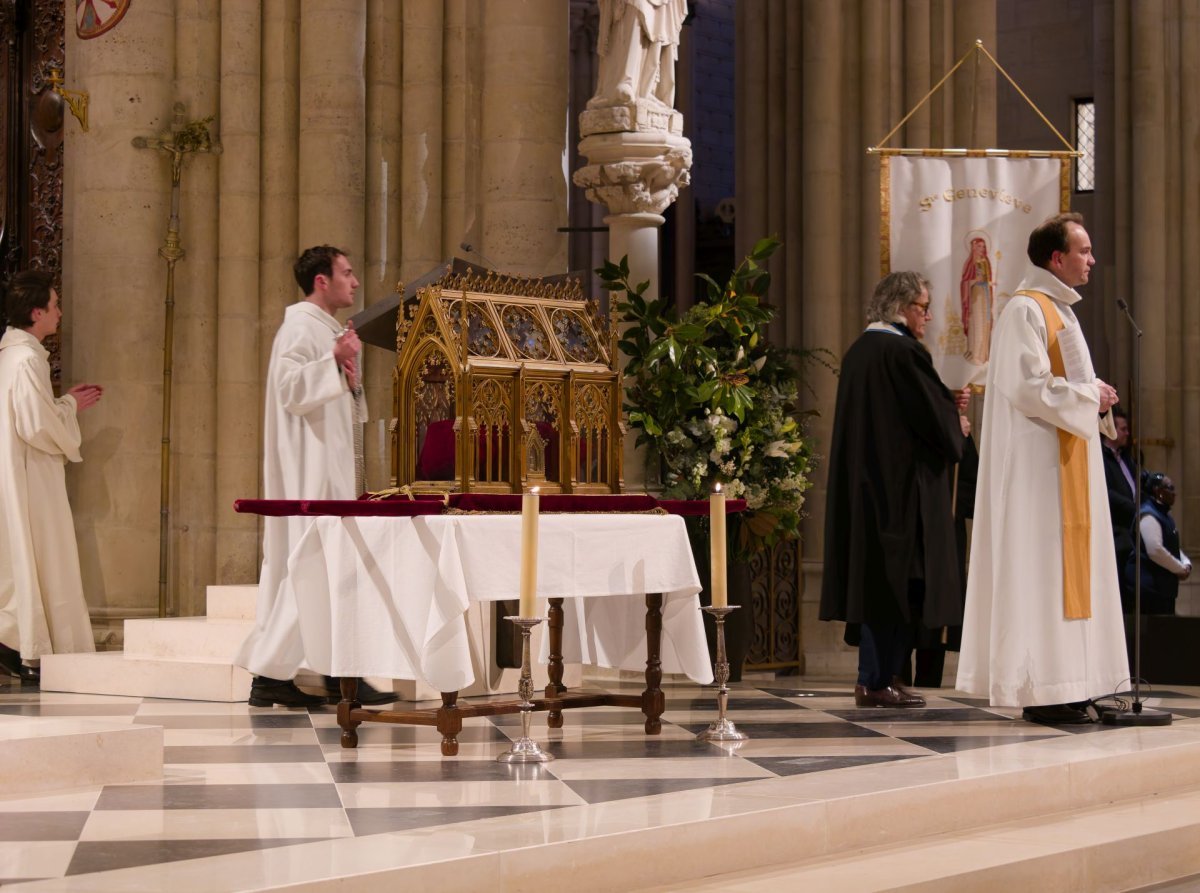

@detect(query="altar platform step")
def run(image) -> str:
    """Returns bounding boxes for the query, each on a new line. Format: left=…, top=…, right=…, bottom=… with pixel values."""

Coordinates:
left=643, top=788, right=1200, bottom=893
left=0, top=714, right=162, bottom=796
left=41, top=584, right=579, bottom=702
left=33, top=706, right=1196, bottom=893
left=40, top=584, right=256, bottom=702
left=39, top=651, right=252, bottom=701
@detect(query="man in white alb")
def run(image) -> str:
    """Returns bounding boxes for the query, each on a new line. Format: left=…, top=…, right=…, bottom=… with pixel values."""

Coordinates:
left=957, top=213, right=1130, bottom=725
left=0, top=271, right=103, bottom=684
left=235, top=246, right=395, bottom=708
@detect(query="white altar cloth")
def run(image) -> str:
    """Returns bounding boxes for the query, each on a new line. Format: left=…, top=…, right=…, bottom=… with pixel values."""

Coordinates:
left=285, top=514, right=713, bottom=692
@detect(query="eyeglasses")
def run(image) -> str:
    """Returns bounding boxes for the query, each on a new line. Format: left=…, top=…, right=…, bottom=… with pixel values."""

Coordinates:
left=909, top=302, right=932, bottom=318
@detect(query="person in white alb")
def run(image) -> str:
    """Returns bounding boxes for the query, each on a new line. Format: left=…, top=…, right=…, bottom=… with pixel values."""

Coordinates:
left=0, top=270, right=103, bottom=684
left=235, top=246, right=395, bottom=708
left=957, top=212, right=1130, bottom=726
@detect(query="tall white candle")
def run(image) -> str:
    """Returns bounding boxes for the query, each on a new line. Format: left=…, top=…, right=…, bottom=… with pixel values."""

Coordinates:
left=710, top=485, right=727, bottom=608
left=519, top=487, right=540, bottom=617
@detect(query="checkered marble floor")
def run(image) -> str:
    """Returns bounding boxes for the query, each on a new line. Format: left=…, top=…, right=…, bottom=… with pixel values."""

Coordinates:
left=2, top=673, right=1198, bottom=890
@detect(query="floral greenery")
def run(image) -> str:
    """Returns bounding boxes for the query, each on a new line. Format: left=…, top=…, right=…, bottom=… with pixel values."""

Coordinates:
left=599, top=237, right=822, bottom=555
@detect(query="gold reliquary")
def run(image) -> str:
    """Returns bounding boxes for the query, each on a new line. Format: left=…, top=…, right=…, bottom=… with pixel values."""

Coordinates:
left=353, top=260, right=625, bottom=494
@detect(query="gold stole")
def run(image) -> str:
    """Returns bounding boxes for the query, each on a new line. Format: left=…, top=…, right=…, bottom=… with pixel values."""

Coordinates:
left=1016, top=290, right=1092, bottom=619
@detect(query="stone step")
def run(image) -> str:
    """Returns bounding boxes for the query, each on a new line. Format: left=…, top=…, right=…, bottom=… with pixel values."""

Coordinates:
left=0, top=714, right=162, bottom=795
left=123, top=616, right=254, bottom=661
left=40, top=651, right=253, bottom=702
left=641, top=786, right=1200, bottom=892
left=205, top=584, right=257, bottom=620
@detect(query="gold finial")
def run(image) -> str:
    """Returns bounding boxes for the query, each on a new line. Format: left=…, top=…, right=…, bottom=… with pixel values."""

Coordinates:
left=46, top=67, right=89, bottom=132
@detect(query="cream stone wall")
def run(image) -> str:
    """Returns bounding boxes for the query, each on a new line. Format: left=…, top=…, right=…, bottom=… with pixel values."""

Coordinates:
left=63, top=1, right=569, bottom=625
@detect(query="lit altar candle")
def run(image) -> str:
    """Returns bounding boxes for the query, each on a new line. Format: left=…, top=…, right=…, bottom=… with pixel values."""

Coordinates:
left=710, top=484, right=727, bottom=609
left=519, top=487, right=540, bottom=617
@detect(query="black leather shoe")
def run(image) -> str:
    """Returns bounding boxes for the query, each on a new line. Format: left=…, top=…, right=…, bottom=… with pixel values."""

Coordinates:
left=854, top=683, right=926, bottom=708
left=872, top=684, right=926, bottom=708
left=0, top=642, right=22, bottom=678
left=248, top=676, right=326, bottom=709
left=1022, top=703, right=1093, bottom=726
left=0, top=644, right=40, bottom=686
left=323, top=676, right=399, bottom=706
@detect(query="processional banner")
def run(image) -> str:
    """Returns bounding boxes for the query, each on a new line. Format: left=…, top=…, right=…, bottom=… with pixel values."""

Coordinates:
left=882, top=154, right=1069, bottom=389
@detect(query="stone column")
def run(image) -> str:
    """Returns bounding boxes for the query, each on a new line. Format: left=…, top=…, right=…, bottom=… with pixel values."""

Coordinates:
left=259, top=1, right=301, bottom=381
left=63, top=3, right=177, bottom=628
left=952, top=1, right=998, bottom=148
left=363, top=0, right=404, bottom=491
left=1130, top=0, right=1168, bottom=474
left=215, top=0, right=263, bottom=584
left=170, top=0, right=221, bottom=616
left=1180, top=2, right=1200, bottom=534
left=575, top=3, right=692, bottom=490
left=298, top=1, right=366, bottom=264
left=480, top=0, right=569, bottom=275
left=400, top=0, right=444, bottom=279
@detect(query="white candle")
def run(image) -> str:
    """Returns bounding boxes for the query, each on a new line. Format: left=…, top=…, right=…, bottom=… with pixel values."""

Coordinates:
left=710, top=485, right=727, bottom=608
left=519, top=487, right=540, bottom=617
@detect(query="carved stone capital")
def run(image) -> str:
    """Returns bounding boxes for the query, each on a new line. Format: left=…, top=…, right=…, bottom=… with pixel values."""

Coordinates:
left=574, top=133, right=693, bottom=217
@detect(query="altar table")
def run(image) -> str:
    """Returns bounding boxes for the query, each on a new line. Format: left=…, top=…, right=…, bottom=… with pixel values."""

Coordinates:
left=247, top=507, right=717, bottom=754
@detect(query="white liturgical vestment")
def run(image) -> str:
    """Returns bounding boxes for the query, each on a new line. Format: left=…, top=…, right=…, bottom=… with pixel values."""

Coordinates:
left=956, top=265, right=1128, bottom=707
left=235, top=302, right=365, bottom=679
left=0, top=328, right=94, bottom=659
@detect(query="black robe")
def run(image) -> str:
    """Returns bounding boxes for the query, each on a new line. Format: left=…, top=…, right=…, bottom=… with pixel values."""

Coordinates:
left=820, top=324, right=965, bottom=631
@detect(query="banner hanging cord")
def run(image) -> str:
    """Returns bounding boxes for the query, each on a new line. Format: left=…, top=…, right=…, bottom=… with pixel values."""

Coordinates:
left=870, top=40, right=1078, bottom=155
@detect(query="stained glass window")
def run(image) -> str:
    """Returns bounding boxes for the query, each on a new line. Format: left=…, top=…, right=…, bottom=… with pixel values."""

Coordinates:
left=1074, top=99, right=1095, bottom=193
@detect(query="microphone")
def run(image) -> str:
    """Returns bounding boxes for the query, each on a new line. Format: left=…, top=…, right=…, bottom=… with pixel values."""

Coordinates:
left=460, top=241, right=501, bottom=271
left=1116, top=298, right=1143, bottom=337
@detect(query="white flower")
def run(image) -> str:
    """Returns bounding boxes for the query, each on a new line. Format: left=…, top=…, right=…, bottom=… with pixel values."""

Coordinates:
left=764, top=440, right=801, bottom=458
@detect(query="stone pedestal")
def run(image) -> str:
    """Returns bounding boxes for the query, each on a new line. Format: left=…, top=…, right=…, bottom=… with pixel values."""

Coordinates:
left=575, top=106, right=692, bottom=492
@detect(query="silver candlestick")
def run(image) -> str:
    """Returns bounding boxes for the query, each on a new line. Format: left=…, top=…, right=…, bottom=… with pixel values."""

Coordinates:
left=497, top=616, right=555, bottom=763
left=698, top=605, right=748, bottom=742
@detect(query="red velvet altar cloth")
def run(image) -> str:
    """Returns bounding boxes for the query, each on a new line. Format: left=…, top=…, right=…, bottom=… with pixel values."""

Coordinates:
left=234, top=495, right=747, bottom=516
left=233, top=498, right=444, bottom=517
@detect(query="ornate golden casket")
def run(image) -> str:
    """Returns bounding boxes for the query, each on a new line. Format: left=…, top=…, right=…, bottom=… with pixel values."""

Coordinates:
left=389, top=264, right=625, bottom=494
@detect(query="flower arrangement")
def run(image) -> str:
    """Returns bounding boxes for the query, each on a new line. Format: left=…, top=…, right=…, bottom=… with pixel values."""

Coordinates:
left=600, top=237, right=822, bottom=554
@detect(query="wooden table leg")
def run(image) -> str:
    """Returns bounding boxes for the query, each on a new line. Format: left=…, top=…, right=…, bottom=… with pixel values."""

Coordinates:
left=436, top=690, right=463, bottom=756
left=545, top=597, right=566, bottom=728
left=337, top=677, right=362, bottom=748
left=642, top=592, right=664, bottom=734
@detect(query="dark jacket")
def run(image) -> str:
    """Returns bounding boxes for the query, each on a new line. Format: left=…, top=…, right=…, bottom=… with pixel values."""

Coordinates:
left=820, top=324, right=965, bottom=630
left=1102, top=445, right=1137, bottom=569
left=1124, top=499, right=1182, bottom=608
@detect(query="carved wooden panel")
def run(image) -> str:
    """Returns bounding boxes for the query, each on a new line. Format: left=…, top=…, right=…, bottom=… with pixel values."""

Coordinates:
left=746, top=539, right=803, bottom=672
left=0, top=0, right=65, bottom=383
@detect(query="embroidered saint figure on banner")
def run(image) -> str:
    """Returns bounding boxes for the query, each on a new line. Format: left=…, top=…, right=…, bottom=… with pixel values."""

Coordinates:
left=960, top=232, right=996, bottom=366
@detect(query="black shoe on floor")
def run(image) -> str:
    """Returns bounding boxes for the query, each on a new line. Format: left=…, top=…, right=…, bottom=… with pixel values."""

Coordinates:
left=248, top=676, right=326, bottom=709
left=322, top=676, right=399, bottom=706
left=1022, top=703, right=1093, bottom=726
left=0, top=643, right=35, bottom=684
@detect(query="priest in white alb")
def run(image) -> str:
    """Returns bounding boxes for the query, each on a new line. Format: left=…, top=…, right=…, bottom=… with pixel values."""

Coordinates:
left=234, top=246, right=394, bottom=708
left=0, top=270, right=103, bottom=683
left=957, top=212, right=1130, bottom=726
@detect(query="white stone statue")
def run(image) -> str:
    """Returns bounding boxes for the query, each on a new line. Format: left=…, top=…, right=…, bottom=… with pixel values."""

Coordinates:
left=590, top=0, right=688, bottom=111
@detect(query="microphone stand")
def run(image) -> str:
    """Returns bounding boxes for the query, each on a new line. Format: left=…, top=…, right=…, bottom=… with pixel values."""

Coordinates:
left=1103, top=298, right=1171, bottom=726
